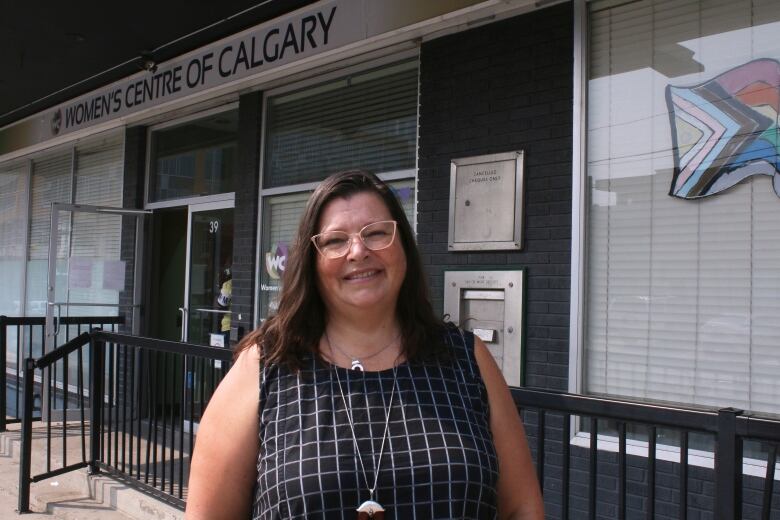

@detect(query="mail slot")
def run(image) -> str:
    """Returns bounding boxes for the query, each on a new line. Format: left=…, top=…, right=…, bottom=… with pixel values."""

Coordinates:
left=443, top=270, right=524, bottom=386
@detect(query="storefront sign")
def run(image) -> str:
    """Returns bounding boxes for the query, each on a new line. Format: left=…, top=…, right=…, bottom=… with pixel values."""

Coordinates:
left=1, top=0, right=486, bottom=157
left=47, top=2, right=346, bottom=140
left=448, top=151, right=525, bottom=251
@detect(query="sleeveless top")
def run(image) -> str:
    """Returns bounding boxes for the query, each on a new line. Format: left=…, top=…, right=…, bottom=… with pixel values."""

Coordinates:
left=252, top=327, right=499, bottom=520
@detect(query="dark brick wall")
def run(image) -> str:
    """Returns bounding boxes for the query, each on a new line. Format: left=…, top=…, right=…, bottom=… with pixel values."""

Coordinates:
left=231, top=91, right=263, bottom=345
left=564, top=443, right=779, bottom=520
left=419, top=7, right=780, bottom=520
left=418, top=3, right=573, bottom=392
left=119, top=126, right=147, bottom=333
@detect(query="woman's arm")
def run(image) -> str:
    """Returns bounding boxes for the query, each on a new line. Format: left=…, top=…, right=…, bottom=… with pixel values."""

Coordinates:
left=474, top=336, right=544, bottom=520
left=185, top=345, right=260, bottom=519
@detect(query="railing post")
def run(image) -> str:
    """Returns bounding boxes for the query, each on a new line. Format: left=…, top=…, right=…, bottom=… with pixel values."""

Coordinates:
left=715, top=407, right=743, bottom=520
left=17, top=357, right=35, bottom=513
left=89, top=332, right=105, bottom=475
left=0, top=315, right=7, bottom=432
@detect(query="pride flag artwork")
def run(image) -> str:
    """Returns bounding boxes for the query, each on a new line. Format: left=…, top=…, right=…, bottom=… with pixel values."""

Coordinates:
left=666, top=58, right=780, bottom=199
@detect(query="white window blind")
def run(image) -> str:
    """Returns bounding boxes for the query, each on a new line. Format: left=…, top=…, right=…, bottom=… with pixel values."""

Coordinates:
left=28, top=151, right=72, bottom=261
left=26, top=150, right=72, bottom=315
left=263, top=60, right=419, bottom=188
left=0, top=163, right=28, bottom=316
left=586, top=0, right=780, bottom=414
left=22, top=131, right=124, bottom=316
left=70, top=134, right=124, bottom=314
left=72, top=134, right=123, bottom=259
left=259, top=192, right=310, bottom=317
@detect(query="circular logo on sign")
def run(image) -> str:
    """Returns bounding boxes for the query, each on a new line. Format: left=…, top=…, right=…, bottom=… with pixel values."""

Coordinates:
left=265, top=243, right=288, bottom=280
left=51, top=109, right=62, bottom=135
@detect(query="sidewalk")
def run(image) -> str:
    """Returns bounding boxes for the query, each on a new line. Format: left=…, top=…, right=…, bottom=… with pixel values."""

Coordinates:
left=0, top=423, right=183, bottom=519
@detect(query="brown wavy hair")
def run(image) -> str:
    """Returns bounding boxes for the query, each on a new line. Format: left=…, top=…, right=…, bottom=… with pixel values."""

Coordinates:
left=234, top=170, right=445, bottom=369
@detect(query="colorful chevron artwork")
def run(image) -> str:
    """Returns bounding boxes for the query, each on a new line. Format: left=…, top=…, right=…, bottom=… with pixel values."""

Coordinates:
left=666, top=58, right=780, bottom=199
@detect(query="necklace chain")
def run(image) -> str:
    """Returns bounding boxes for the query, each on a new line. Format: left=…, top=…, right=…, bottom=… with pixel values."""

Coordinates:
left=326, top=332, right=399, bottom=371
left=333, top=364, right=398, bottom=502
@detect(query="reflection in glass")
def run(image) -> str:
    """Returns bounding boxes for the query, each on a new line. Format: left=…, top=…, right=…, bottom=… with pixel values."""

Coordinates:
left=187, top=209, right=234, bottom=346
left=149, top=110, right=238, bottom=202
left=585, top=0, right=780, bottom=415
left=264, top=60, right=418, bottom=188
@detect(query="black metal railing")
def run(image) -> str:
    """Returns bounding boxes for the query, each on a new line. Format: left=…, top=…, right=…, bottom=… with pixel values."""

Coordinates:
left=17, top=331, right=93, bottom=513
left=0, top=315, right=124, bottom=431
left=513, top=388, right=780, bottom=520
left=12, top=328, right=779, bottom=518
left=89, top=331, right=232, bottom=508
left=16, top=329, right=231, bottom=512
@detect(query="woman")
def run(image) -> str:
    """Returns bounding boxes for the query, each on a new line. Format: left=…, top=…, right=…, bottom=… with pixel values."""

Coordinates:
left=186, top=170, right=543, bottom=520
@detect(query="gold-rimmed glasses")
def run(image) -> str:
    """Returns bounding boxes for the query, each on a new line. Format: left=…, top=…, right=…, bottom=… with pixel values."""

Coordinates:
left=311, top=220, right=397, bottom=259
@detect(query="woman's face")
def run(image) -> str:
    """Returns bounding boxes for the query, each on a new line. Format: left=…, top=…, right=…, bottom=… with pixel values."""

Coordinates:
left=314, top=192, right=407, bottom=318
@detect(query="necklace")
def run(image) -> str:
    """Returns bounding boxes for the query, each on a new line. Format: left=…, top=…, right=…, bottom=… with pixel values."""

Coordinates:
left=326, top=332, right=399, bottom=371
left=334, top=365, right=399, bottom=519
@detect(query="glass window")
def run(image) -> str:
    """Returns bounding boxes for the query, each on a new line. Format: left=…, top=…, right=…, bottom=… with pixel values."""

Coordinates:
left=26, top=150, right=72, bottom=316
left=23, top=133, right=125, bottom=323
left=148, top=109, right=238, bottom=202
left=0, top=163, right=28, bottom=316
left=258, top=179, right=416, bottom=319
left=70, top=134, right=124, bottom=317
left=585, top=0, right=780, bottom=415
left=258, top=192, right=310, bottom=318
left=263, top=60, right=418, bottom=188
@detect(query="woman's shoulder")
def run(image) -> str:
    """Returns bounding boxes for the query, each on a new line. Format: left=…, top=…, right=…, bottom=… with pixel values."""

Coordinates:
left=442, top=322, right=475, bottom=349
left=440, top=323, right=479, bottom=373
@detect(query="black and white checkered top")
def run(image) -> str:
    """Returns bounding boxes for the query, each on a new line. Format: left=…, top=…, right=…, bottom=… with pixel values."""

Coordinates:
left=252, top=327, right=499, bottom=519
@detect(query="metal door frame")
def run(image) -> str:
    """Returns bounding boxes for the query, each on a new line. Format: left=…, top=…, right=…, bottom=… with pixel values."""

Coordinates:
left=45, top=202, right=150, bottom=421
left=181, top=199, right=234, bottom=343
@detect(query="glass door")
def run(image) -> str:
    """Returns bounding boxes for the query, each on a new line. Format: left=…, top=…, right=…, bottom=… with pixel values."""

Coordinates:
left=182, top=202, right=233, bottom=347
left=180, top=201, right=233, bottom=432
left=44, top=203, right=147, bottom=421
left=182, top=201, right=234, bottom=345
left=151, top=201, right=234, bottom=345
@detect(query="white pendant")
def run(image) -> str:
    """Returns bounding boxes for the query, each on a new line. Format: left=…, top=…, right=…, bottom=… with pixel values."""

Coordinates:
left=351, top=359, right=364, bottom=371
left=357, top=500, right=384, bottom=519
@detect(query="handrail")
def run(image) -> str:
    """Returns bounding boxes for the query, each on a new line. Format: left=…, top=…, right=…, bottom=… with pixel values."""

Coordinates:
left=17, top=328, right=233, bottom=512
left=34, top=332, right=91, bottom=369
left=92, top=330, right=233, bottom=360
left=511, top=387, right=721, bottom=432
left=737, top=414, right=780, bottom=442
left=0, top=316, right=124, bottom=326
left=1, top=315, right=126, bottom=431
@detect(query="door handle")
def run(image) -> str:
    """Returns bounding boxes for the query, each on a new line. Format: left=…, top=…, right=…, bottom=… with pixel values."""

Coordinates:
left=48, top=302, right=62, bottom=336
left=178, top=307, right=187, bottom=342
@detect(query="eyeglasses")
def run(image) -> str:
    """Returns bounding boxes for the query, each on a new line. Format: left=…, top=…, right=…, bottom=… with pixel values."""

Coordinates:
left=311, top=220, right=397, bottom=259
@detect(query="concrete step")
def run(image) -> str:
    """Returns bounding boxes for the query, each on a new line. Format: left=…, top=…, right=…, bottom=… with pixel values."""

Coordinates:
left=0, top=424, right=183, bottom=520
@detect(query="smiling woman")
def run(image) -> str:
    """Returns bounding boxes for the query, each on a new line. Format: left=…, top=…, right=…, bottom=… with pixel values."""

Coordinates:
left=313, top=194, right=407, bottom=327
left=185, top=170, right=544, bottom=520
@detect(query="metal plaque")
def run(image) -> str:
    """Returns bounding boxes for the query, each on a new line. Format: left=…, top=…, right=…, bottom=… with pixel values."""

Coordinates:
left=443, top=270, right=525, bottom=387
left=448, top=151, right=524, bottom=251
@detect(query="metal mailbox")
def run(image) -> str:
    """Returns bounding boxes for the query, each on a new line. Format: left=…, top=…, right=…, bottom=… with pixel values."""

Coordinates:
left=448, top=151, right=525, bottom=251
left=443, top=270, right=524, bottom=386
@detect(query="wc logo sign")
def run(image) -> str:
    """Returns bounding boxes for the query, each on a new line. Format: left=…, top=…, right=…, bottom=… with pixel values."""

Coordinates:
left=51, top=109, right=62, bottom=135
left=265, top=243, right=288, bottom=280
